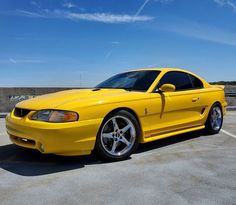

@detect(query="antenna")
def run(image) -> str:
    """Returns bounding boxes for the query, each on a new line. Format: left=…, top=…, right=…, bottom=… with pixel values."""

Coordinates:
left=79, top=74, right=82, bottom=87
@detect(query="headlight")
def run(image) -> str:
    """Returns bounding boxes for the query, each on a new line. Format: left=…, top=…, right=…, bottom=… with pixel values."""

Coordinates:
left=30, top=110, right=79, bottom=122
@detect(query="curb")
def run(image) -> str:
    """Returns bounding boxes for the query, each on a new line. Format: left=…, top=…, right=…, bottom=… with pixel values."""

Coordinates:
left=227, top=106, right=236, bottom=111
left=0, top=113, right=8, bottom=118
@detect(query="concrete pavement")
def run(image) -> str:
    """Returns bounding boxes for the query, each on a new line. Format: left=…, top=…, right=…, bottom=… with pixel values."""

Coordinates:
left=0, top=112, right=236, bottom=205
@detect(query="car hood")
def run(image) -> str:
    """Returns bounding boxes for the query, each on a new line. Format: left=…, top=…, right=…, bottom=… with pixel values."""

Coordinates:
left=15, top=88, right=147, bottom=110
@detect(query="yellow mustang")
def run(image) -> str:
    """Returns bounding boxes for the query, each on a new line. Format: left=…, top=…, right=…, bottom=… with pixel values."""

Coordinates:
left=6, top=68, right=227, bottom=161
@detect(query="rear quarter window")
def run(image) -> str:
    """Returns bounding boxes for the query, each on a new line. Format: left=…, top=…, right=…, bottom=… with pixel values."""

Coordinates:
left=188, top=74, right=203, bottom=89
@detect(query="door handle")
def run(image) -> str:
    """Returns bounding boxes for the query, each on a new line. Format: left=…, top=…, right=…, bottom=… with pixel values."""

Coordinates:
left=192, top=97, right=199, bottom=102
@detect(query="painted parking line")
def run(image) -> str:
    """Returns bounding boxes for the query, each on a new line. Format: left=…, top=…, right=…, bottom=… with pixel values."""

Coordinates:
left=221, top=129, right=236, bottom=139
left=0, top=131, right=6, bottom=136
left=227, top=112, right=236, bottom=115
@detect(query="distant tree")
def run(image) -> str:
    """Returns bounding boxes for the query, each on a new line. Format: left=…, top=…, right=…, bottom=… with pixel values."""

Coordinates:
left=210, top=81, right=236, bottom=85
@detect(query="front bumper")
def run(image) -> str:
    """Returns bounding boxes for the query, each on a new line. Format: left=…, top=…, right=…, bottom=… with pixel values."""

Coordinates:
left=5, top=112, right=103, bottom=156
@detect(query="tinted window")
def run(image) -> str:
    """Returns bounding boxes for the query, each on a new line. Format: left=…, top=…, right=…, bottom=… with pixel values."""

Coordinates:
left=96, top=70, right=160, bottom=92
left=189, top=74, right=203, bottom=89
left=157, top=71, right=193, bottom=91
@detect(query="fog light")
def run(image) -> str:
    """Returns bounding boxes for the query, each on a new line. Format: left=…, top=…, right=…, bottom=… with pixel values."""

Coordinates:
left=39, top=143, right=45, bottom=152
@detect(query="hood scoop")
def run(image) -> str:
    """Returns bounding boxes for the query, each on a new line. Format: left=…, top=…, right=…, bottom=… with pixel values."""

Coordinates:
left=91, top=88, right=101, bottom=91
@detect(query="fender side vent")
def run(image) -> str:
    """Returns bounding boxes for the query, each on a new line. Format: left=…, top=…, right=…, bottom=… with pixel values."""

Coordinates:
left=201, top=108, right=206, bottom=114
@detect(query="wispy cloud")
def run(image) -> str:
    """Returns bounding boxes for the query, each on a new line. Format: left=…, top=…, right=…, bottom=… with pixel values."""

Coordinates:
left=104, top=42, right=121, bottom=60
left=214, top=0, right=236, bottom=11
left=15, top=9, right=45, bottom=18
left=9, top=58, right=16, bottom=64
left=158, top=17, right=236, bottom=46
left=104, top=50, right=113, bottom=60
left=30, top=1, right=40, bottom=8
left=3, top=9, right=153, bottom=24
left=134, top=0, right=150, bottom=18
left=103, top=0, right=152, bottom=59
left=133, top=0, right=172, bottom=21
left=62, top=1, right=77, bottom=9
left=8, top=58, right=43, bottom=64
left=154, top=0, right=173, bottom=3
left=68, top=12, right=153, bottom=23
left=110, top=41, right=121, bottom=45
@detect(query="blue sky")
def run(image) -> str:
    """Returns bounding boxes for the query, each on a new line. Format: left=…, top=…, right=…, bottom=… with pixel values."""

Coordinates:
left=1, top=0, right=236, bottom=87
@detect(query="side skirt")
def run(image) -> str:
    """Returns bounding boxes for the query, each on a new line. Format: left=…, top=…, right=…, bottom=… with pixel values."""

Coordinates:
left=142, top=125, right=205, bottom=143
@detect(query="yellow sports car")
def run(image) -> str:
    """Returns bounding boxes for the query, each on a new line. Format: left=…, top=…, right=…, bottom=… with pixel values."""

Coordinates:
left=6, top=68, right=227, bottom=161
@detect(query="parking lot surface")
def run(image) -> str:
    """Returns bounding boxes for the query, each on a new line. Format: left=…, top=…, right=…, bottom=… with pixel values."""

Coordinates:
left=0, top=112, right=236, bottom=205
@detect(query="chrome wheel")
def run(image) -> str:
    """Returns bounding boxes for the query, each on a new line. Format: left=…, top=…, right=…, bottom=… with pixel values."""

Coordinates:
left=210, top=106, right=222, bottom=131
left=100, top=115, right=136, bottom=156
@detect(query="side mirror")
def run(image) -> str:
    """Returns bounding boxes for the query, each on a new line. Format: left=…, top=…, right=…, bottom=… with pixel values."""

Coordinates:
left=157, top=84, right=176, bottom=93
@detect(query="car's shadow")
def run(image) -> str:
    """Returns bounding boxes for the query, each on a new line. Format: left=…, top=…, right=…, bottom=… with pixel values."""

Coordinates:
left=0, top=130, right=208, bottom=176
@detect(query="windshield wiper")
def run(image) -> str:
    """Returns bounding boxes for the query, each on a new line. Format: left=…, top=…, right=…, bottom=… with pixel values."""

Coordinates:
left=95, top=87, right=134, bottom=91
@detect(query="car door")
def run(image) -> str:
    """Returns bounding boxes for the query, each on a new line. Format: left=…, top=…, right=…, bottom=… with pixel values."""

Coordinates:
left=148, top=71, right=206, bottom=137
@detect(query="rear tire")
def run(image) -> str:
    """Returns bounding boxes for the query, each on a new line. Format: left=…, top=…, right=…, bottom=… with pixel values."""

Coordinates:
left=205, top=103, right=223, bottom=134
left=94, top=110, right=140, bottom=161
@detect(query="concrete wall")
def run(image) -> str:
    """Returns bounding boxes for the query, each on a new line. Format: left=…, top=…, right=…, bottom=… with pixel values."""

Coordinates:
left=225, top=85, right=236, bottom=107
left=0, top=86, right=235, bottom=112
left=0, top=87, right=80, bottom=112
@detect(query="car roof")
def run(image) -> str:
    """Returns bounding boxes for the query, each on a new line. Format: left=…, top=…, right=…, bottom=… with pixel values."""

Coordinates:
left=131, top=68, right=204, bottom=77
left=130, top=67, right=211, bottom=89
left=131, top=68, right=188, bottom=72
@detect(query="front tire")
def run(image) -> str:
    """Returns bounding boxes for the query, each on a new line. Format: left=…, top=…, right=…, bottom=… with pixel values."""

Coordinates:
left=94, top=110, right=140, bottom=161
left=205, top=103, right=223, bottom=134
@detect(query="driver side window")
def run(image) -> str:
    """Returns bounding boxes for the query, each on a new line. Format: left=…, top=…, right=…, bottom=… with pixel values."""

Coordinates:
left=157, top=71, right=193, bottom=91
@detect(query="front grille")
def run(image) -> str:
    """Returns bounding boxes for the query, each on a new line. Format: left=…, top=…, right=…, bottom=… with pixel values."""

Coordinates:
left=14, top=108, right=31, bottom=117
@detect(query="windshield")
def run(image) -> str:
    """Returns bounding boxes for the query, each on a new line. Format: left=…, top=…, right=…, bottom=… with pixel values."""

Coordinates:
left=96, top=70, right=160, bottom=92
